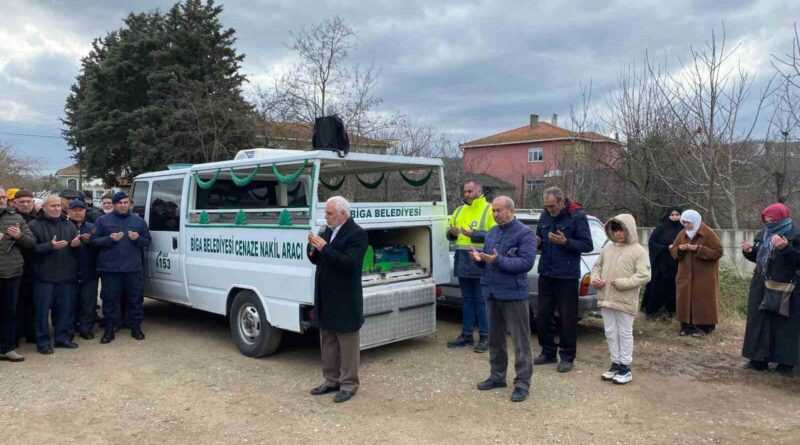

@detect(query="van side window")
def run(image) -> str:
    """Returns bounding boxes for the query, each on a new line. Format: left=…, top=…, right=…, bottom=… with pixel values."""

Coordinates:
left=195, top=179, right=280, bottom=210
left=131, top=181, right=149, bottom=218
left=150, top=178, right=182, bottom=231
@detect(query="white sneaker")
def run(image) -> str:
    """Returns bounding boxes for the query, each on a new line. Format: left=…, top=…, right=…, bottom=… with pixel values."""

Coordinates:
left=612, top=367, right=632, bottom=384
left=601, top=363, right=620, bottom=381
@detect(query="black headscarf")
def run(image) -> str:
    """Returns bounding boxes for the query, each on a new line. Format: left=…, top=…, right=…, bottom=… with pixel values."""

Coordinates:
left=660, top=206, right=684, bottom=226
left=648, top=206, right=684, bottom=264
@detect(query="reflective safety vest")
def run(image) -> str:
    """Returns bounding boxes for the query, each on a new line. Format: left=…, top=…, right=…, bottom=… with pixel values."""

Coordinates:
left=448, top=195, right=496, bottom=249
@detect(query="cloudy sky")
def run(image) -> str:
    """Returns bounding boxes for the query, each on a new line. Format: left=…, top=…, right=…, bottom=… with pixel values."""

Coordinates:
left=1, top=0, right=798, bottom=173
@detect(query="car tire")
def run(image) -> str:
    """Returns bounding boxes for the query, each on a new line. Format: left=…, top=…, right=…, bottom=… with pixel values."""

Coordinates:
left=230, top=290, right=282, bottom=357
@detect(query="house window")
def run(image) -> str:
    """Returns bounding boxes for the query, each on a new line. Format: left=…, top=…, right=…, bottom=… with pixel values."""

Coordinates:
left=528, top=147, right=543, bottom=163
left=67, top=178, right=78, bottom=190
left=525, top=179, right=544, bottom=191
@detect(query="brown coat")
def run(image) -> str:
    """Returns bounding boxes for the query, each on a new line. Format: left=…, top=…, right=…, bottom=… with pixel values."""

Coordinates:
left=670, top=223, right=723, bottom=325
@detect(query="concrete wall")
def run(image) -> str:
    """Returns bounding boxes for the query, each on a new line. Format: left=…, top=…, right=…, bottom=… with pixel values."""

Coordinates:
left=638, top=227, right=760, bottom=277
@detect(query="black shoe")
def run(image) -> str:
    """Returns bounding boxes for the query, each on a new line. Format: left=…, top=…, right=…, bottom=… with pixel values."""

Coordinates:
left=79, top=332, right=95, bottom=340
left=333, top=390, right=355, bottom=403
left=774, top=364, right=794, bottom=375
left=55, top=341, right=79, bottom=349
left=38, top=347, right=54, bottom=355
left=474, top=337, right=488, bottom=353
left=101, top=331, right=115, bottom=344
left=557, top=361, right=574, bottom=373
left=131, top=329, right=145, bottom=340
left=743, top=360, right=768, bottom=371
left=310, top=383, right=340, bottom=396
left=533, top=354, right=557, bottom=365
left=447, top=335, right=474, bottom=348
left=510, top=387, right=529, bottom=402
left=477, top=378, right=508, bottom=391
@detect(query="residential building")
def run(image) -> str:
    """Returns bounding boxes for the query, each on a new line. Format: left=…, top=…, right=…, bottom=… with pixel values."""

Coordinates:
left=460, top=113, right=621, bottom=206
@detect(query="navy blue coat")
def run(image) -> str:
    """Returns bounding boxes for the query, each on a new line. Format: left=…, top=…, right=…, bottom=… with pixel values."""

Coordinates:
left=90, top=211, right=151, bottom=273
left=478, top=218, right=537, bottom=300
left=536, top=200, right=594, bottom=279
left=73, top=220, right=98, bottom=283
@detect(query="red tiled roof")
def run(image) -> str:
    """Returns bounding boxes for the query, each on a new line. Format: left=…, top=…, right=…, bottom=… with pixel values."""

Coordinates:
left=56, top=164, right=81, bottom=176
left=460, top=122, right=617, bottom=149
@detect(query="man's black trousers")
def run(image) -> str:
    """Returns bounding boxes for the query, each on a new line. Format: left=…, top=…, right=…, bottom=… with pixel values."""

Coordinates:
left=536, top=276, right=579, bottom=362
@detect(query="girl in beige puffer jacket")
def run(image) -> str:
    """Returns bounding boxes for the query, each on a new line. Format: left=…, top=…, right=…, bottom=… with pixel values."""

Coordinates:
left=590, top=214, right=651, bottom=384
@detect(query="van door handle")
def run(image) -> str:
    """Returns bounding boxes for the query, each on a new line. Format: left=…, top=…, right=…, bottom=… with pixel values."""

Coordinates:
left=172, top=237, right=178, bottom=250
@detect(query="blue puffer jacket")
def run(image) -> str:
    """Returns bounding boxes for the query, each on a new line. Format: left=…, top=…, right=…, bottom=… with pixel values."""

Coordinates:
left=478, top=218, right=537, bottom=300
left=90, top=211, right=151, bottom=273
left=73, top=220, right=98, bottom=283
left=536, top=199, right=594, bottom=279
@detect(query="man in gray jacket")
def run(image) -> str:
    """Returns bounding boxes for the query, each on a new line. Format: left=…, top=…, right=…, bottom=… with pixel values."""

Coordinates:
left=470, top=196, right=537, bottom=402
left=0, top=187, right=35, bottom=362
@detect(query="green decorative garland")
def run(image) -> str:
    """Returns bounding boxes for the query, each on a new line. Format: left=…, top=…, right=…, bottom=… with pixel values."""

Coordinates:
left=320, top=176, right=346, bottom=191
left=234, top=210, right=247, bottom=226
left=278, top=209, right=293, bottom=226
left=356, top=173, right=385, bottom=189
left=230, top=165, right=259, bottom=187
left=272, top=159, right=308, bottom=184
left=399, top=169, right=433, bottom=187
left=195, top=169, right=221, bottom=189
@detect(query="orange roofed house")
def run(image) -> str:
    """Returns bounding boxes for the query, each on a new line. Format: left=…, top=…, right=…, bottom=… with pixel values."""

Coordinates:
left=460, top=114, right=621, bottom=207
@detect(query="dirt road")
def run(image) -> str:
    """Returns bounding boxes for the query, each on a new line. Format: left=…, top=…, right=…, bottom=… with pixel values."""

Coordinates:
left=1, top=301, right=798, bottom=444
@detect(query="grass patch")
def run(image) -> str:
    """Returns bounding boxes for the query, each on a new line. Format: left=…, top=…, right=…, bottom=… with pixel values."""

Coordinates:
left=718, top=267, right=750, bottom=318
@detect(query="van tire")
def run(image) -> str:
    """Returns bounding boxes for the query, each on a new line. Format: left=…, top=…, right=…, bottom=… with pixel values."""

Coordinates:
left=230, top=290, right=282, bottom=357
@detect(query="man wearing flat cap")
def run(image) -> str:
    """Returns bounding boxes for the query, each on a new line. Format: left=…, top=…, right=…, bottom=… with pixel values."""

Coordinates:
left=90, top=191, right=151, bottom=343
left=11, top=189, right=37, bottom=345
left=60, top=190, right=81, bottom=216
left=67, top=200, right=99, bottom=339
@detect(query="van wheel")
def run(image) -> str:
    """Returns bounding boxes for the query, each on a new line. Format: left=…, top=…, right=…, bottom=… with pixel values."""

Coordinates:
left=230, top=290, right=282, bottom=357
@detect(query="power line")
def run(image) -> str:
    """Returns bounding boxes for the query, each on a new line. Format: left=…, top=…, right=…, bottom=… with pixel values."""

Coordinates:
left=0, top=130, right=63, bottom=139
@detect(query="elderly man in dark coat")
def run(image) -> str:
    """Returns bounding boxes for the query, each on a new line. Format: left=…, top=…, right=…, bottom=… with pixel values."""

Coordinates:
left=29, top=195, right=81, bottom=354
left=307, top=196, right=368, bottom=404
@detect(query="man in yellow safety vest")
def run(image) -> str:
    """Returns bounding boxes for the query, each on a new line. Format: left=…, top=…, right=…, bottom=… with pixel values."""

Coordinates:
left=446, top=180, right=496, bottom=352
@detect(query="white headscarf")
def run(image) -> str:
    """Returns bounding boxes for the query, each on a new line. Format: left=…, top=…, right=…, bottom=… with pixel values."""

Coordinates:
left=680, top=210, right=702, bottom=239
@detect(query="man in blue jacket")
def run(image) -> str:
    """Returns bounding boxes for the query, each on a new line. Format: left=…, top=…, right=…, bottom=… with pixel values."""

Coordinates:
left=67, top=200, right=99, bottom=340
left=91, top=191, right=151, bottom=343
left=533, top=186, right=593, bottom=372
left=470, top=196, right=536, bottom=402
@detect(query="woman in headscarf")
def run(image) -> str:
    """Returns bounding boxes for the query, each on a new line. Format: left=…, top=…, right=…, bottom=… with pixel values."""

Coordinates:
left=741, top=203, right=800, bottom=374
left=670, top=210, right=723, bottom=336
left=641, top=207, right=683, bottom=318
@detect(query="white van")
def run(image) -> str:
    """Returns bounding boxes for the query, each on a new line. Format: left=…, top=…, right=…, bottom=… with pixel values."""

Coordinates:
left=131, top=148, right=449, bottom=357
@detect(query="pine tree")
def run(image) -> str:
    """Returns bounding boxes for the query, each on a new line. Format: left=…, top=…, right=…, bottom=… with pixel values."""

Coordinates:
left=63, top=0, right=255, bottom=185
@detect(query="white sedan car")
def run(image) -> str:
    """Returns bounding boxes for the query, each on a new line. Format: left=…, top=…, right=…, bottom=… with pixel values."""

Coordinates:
left=436, top=210, right=608, bottom=325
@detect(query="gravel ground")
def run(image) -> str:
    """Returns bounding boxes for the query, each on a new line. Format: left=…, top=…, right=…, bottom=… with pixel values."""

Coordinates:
left=1, top=300, right=798, bottom=444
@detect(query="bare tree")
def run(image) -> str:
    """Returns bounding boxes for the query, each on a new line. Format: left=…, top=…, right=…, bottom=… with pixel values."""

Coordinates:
left=0, top=143, right=41, bottom=189
left=255, top=16, right=399, bottom=143
left=644, top=26, right=773, bottom=229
